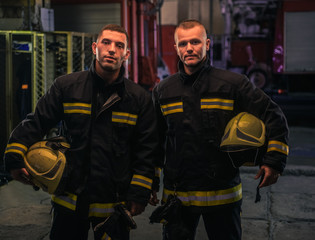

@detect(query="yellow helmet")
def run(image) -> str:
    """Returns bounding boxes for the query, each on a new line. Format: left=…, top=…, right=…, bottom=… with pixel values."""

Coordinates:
left=220, top=112, right=266, bottom=167
left=24, top=137, right=70, bottom=194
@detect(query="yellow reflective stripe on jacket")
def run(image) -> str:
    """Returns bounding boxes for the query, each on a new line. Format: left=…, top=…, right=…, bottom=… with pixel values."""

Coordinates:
left=163, top=183, right=242, bottom=207
left=89, top=202, right=126, bottom=218
left=5, top=143, right=28, bottom=157
left=89, top=203, right=117, bottom=218
left=200, top=98, right=234, bottom=110
left=51, top=192, right=77, bottom=211
left=155, top=167, right=162, bottom=177
left=63, top=103, right=91, bottom=114
left=267, top=140, right=289, bottom=155
left=52, top=195, right=126, bottom=218
left=101, top=232, right=111, bottom=240
left=161, top=102, right=183, bottom=116
left=131, top=174, right=152, bottom=190
left=112, top=112, right=138, bottom=125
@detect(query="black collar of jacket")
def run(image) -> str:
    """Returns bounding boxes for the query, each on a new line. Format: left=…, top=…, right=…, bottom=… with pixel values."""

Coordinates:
left=90, top=59, right=125, bottom=98
left=178, top=56, right=211, bottom=92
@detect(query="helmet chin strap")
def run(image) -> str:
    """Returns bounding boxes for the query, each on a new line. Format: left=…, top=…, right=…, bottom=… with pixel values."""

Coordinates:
left=255, top=171, right=265, bottom=203
left=226, top=148, right=263, bottom=203
left=227, top=148, right=259, bottom=168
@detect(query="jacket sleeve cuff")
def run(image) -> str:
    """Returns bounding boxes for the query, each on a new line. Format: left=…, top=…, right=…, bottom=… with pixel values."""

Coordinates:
left=126, top=174, right=153, bottom=205
left=152, top=167, right=161, bottom=191
left=152, top=176, right=160, bottom=192
left=262, top=152, right=287, bottom=173
left=3, top=153, right=26, bottom=173
left=127, top=185, right=151, bottom=205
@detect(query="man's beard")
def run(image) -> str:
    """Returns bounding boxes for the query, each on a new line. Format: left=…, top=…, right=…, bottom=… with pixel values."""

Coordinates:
left=101, top=64, right=117, bottom=72
left=101, top=56, right=125, bottom=72
left=184, top=57, right=205, bottom=69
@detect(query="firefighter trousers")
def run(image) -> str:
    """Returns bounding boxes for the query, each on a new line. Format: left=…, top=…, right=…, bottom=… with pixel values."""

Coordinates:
left=50, top=194, right=107, bottom=240
left=163, top=203, right=242, bottom=240
left=49, top=194, right=130, bottom=240
left=49, top=203, right=91, bottom=240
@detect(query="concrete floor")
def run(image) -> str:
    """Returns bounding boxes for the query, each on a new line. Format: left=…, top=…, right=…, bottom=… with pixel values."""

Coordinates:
left=0, top=126, right=315, bottom=240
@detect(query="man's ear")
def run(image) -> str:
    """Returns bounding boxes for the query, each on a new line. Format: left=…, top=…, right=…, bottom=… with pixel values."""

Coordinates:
left=174, top=44, right=179, bottom=54
left=124, top=49, right=131, bottom=61
left=206, top=39, right=210, bottom=51
left=92, top=42, right=97, bottom=55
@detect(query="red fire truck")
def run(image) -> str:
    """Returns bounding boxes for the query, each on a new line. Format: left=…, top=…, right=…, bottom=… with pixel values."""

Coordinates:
left=215, top=0, right=315, bottom=93
left=211, top=0, right=315, bottom=125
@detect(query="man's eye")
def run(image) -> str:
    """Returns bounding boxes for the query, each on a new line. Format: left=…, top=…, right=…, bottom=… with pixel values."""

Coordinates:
left=117, top=44, right=124, bottom=49
left=178, top=42, right=187, bottom=47
left=191, top=40, right=200, bottom=45
left=103, top=40, right=110, bottom=45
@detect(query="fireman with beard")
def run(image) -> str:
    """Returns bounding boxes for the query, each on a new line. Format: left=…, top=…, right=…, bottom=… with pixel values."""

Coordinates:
left=4, top=24, right=159, bottom=240
left=150, top=19, right=289, bottom=240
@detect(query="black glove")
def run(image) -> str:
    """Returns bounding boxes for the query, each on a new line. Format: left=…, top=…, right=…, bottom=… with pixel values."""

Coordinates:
left=94, top=204, right=136, bottom=240
left=149, top=194, right=182, bottom=223
left=149, top=195, right=190, bottom=240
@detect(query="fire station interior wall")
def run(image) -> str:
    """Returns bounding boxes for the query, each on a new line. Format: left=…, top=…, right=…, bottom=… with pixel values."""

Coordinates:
left=161, top=25, right=178, bottom=75
left=53, top=3, right=120, bottom=34
left=161, top=0, right=224, bottom=35
left=12, top=50, right=32, bottom=125
left=284, top=11, right=315, bottom=72
left=0, top=34, right=7, bottom=160
left=0, top=33, right=33, bottom=160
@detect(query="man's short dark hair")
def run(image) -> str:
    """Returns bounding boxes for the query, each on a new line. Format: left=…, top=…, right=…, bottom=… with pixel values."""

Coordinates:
left=97, top=24, right=129, bottom=46
left=174, top=19, right=207, bottom=39
left=177, top=19, right=204, bottom=30
left=174, top=19, right=208, bottom=42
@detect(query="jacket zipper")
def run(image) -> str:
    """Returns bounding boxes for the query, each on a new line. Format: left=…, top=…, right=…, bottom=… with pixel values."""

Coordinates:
left=96, top=92, right=121, bottom=118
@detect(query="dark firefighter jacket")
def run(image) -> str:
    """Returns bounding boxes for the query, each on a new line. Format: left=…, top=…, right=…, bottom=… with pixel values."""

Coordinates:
left=4, top=61, right=159, bottom=218
left=152, top=58, right=289, bottom=209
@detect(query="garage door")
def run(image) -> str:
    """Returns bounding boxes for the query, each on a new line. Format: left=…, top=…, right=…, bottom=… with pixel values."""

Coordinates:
left=285, top=11, right=315, bottom=72
left=53, top=3, right=121, bottom=34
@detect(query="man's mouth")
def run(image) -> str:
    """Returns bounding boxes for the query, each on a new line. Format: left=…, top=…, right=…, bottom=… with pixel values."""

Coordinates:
left=185, top=55, right=197, bottom=60
left=105, top=56, right=116, bottom=62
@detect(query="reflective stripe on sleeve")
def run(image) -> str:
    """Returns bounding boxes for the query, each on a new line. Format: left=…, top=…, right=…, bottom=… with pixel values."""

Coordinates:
left=161, top=102, right=183, bottom=116
left=5, top=143, right=28, bottom=157
left=267, top=140, right=289, bottom=155
left=162, top=183, right=242, bottom=207
left=51, top=192, right=77, bottom=211
left=130, top=174, right=152, bottom=190
left=155, top=167, right=162, bottom=177
left=89, top=202, right=126, bottom=218
left=63, top=103, right=91, bottom=114
left=101, top=232, right=111, bottom=240
left=89, top=203, right=116, bottom=218
left=200, top=98, right=234, bottom=110
left=112, top=112, right=138, bottom=125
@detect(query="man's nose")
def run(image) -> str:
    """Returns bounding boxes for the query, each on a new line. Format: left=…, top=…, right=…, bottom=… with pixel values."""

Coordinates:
left=186, top=42, right=193, bottom=52
left=108, top=43, right=116, bottom=54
